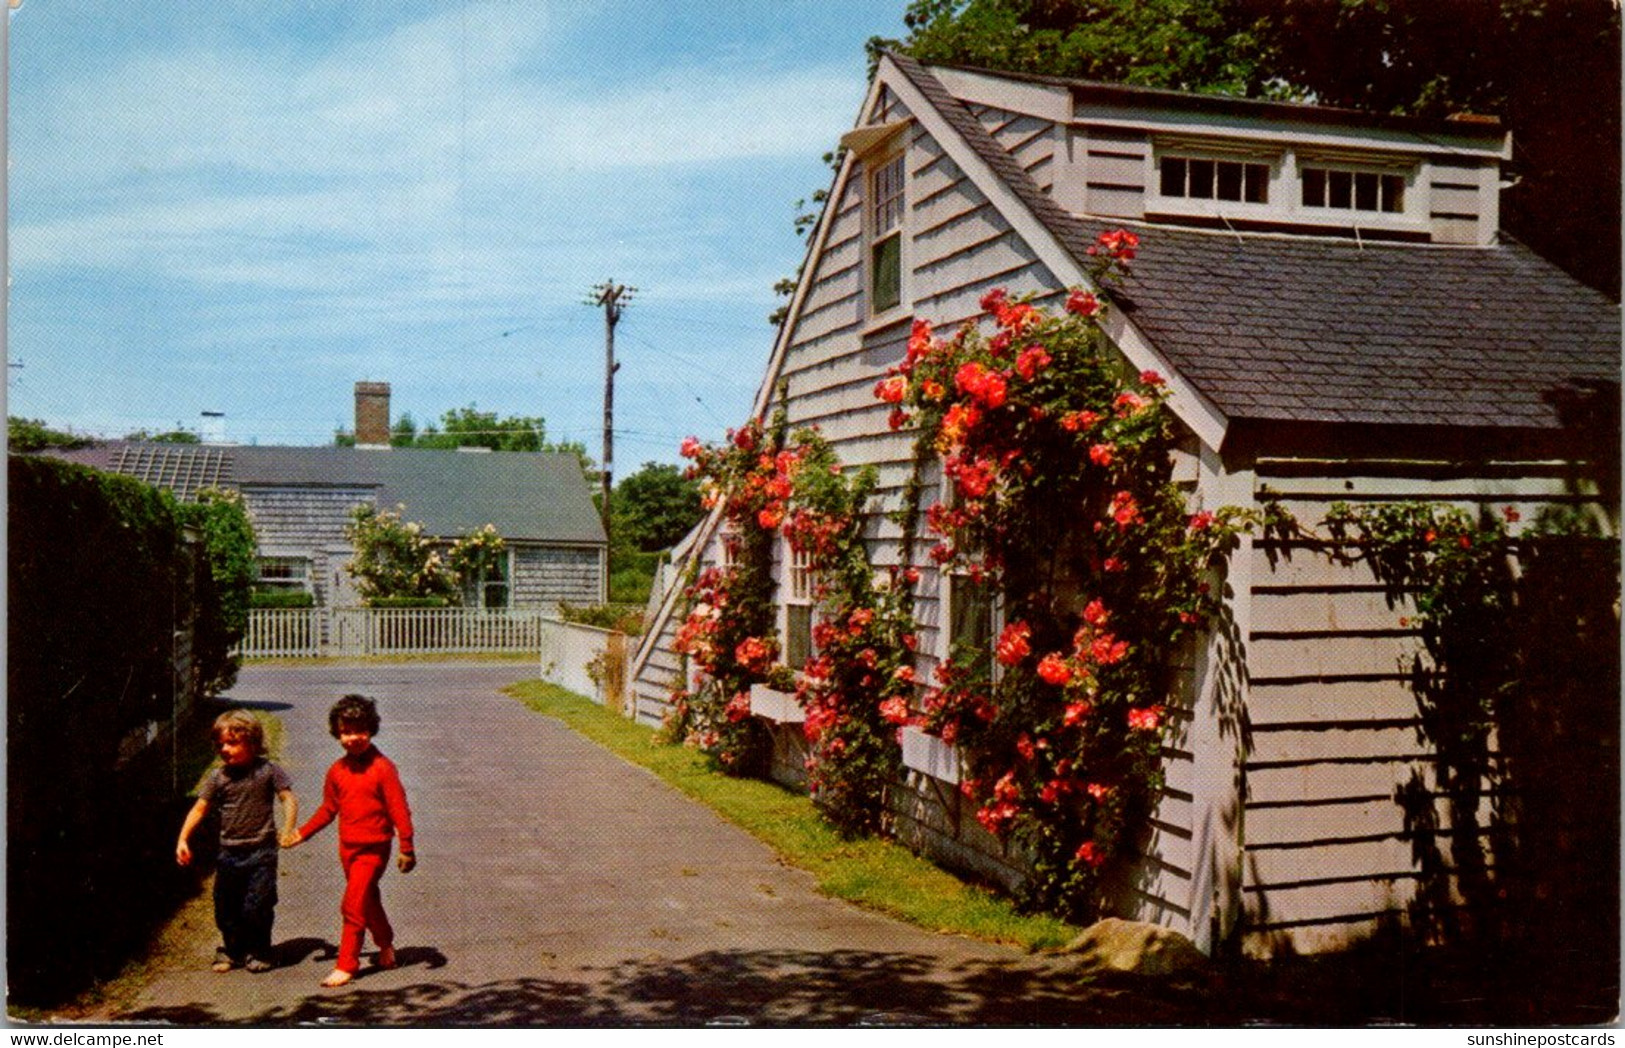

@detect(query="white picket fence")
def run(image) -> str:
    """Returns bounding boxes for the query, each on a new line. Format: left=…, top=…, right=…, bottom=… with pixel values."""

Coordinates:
left=241, top=608, right=633, bottom=711
left=241, top=607, right=552, bottom=658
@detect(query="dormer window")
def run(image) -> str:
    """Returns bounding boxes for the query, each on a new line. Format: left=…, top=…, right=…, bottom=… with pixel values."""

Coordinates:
left=1160, top=155, right=1269, bottom=204
left=1301, top=165, right=1406, bottom=214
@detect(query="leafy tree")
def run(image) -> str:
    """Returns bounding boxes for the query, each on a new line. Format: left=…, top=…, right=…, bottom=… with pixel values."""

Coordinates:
left=390, top=413, right=420, bottom=448
left=613, top=461, right=704, bottom=553
left=123, top=428, right=201, bottom=444
left=878, top=0, right=1278, bottom=95
left=412, top=406, right=548, bottom=451
left=335, top=404, right=594, bottom=472
left=873, top=0, right=1620, bottom=297
left=8, top=417, right=88, bottom=452
left=175, top=487, right=257, bottom=694
left=343, top=504, right=460, bottom=606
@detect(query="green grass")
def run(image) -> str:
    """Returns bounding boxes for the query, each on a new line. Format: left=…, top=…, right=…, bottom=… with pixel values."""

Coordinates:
left=505, top=680, right=1080, bottom=952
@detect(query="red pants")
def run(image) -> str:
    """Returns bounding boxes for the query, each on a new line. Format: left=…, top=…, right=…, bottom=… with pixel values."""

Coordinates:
left=336, top=841, right=394, bottom=973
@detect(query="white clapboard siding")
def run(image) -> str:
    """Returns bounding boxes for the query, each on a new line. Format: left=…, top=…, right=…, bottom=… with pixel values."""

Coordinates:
left=1234, top=455, right=1581, bottom=955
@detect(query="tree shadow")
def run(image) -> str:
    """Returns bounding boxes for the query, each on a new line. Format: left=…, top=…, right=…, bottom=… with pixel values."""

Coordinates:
left=210, top=697, right=294, bottom=713
left=112, top=947, right=1222, bottom=1026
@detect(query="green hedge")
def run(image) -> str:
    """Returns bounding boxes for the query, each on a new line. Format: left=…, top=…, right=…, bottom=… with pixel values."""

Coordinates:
left=6, top=457, right=250, bottom=1004
left=367, top=595, right=454, bottom=608
left=251, top=587, right=317, bottom=609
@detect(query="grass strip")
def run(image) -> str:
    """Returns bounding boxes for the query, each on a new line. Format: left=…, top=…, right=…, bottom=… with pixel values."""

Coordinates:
left=505, top=680, right=1079, bottom=952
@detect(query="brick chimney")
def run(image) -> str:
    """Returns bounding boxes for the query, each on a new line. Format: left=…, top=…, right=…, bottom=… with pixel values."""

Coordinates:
left=354, top=381, right=391, bottom=448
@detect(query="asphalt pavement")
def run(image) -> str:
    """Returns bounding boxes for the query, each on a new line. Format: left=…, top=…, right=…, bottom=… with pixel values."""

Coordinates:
left=90, top=661, right=1201, bottom=1026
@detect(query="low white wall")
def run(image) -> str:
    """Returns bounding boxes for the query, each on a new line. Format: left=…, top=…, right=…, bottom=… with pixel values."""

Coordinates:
left=537, top=618, right=619, bottom=705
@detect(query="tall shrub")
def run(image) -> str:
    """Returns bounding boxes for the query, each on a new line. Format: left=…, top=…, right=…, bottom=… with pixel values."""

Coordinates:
left=176, top=487, right=257, bottom=695
left=7, top=457, right=193, bottom=1003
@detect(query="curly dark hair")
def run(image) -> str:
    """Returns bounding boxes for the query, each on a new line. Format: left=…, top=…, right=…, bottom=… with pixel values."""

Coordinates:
left=328, top=693, right=381, bottom=737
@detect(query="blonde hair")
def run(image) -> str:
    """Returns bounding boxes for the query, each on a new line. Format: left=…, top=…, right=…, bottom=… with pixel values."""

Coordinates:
left=211, top=709, right=265, bottom=754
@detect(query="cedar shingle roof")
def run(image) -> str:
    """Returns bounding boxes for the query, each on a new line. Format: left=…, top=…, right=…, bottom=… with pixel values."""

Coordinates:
left=890, top=54, right=1620, bottom=433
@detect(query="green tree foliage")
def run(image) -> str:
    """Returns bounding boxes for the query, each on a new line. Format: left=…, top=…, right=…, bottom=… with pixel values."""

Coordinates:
left=8, top=417, right=89, bottom=452
left=173, top=488, right=257, bottom=695
left=413, top=406, right=549, bottom=451
left=336, top=404, right=595, bottom=473
left=877, top=0, right=1620, bottom=296
left=880, top=0, right=1278, bottom=94
left=123, top=428, right=201, bottom=444
left=614, top=461, right=704, bottom=553
left=8, top=458, right=259, bottom=1002
left=343, top=504, right=461, bottom=606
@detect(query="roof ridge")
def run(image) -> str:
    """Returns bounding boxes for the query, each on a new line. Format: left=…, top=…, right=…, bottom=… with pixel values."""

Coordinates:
left=889, top=50, right=1505, bottom=136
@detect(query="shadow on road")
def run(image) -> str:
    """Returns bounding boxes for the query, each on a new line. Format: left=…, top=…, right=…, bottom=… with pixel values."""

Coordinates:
left=112, top=947, right=1215, bottom=1026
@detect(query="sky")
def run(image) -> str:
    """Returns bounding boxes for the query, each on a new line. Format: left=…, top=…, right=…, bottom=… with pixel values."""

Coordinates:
left=5, top=1, right=907, bottom=469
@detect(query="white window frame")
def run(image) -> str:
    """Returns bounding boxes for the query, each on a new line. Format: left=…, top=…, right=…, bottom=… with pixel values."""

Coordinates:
left=1157, top=152, right=1273, bottom=207
left=782, top=540, right=816, bottom=671
left=865, top=144, right=910, bottom=322
left=933, top=460, right=1002, bottom=677
left=256, top=556, right=311, bottom=594
left=1150, top=143, right=1283, bottom=221
left=942, top=569, right=999, bottom=682
left=1149, top=139, right=1426, bottom=234
left=1298, top=158, right=1412, bottom=218
left=461, top=548, right=513, bottom=609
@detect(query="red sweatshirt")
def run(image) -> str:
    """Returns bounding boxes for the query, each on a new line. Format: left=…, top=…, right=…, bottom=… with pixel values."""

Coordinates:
left=298, top=747, right=414, bottom=854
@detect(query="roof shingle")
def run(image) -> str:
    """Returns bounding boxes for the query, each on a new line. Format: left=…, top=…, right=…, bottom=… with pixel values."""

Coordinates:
left=890, top=54, right=1620, bottom=434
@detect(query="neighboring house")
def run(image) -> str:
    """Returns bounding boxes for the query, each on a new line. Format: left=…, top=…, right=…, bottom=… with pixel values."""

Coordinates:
left=42, top=383, right=608, bottom=610
left=631, top=55, right=1619, bottom=956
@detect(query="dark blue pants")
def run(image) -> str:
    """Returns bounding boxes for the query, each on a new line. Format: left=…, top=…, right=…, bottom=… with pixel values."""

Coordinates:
left=215, top=843, right=278, bottom=962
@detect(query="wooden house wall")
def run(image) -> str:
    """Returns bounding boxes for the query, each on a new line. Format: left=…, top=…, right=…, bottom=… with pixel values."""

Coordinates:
left=510, top=545, right=603, bottom=609
left=626, top=87, right=1207, bottom=936
left=239, top=486, right=371, bottom=606
left=1229, top=453, right=1590, bottom=956
left=630, top=584, right=688, bottom=728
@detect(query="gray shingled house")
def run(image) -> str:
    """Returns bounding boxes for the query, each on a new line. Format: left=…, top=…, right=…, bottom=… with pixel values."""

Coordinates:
left=44, top=384, right=607, bottom=610
left=630, top=55, right=1619, bottom=957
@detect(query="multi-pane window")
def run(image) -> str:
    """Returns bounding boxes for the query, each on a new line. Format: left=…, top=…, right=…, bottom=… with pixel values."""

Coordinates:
left=948, top=573, right=996, bottom=680
left=1160, top=155, right=1269, bottom=204
left=784, top=543, right=815, bottom=670
left=1302, top=166, right=1406, bottom=214
left=461, top=551, right=511, bottom=609
left=256, top=557, right=310, bottom=592
left=869, top=152, right=905, bottom=314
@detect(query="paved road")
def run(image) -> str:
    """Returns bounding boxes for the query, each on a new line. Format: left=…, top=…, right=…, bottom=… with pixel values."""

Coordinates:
left=98, top=662, right=1200, bottom=1026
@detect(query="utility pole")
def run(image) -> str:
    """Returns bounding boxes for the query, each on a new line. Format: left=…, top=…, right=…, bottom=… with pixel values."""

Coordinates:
left=587, top=280, right=632, bottom=550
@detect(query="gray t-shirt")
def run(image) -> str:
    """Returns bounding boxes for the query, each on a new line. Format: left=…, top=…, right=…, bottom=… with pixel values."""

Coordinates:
left=200, top=758, right=293, bottom=848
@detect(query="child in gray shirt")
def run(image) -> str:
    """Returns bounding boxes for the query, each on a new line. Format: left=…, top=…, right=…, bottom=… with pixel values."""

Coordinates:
left=177, top=710, right=298, bottom=972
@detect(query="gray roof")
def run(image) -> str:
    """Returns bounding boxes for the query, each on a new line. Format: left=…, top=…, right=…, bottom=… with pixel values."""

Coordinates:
left=35, top=442, right=605, bottom=546
left=892, top=55, right=1621, bottom=434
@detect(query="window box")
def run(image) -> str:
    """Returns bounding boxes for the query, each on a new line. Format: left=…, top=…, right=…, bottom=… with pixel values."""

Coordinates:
left=900, top=724, right=960, bottom=785
left=749, top=683, right=805, bottom=724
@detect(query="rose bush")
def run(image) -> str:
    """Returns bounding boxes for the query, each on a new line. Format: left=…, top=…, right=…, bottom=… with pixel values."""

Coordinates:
left=879, top=230, right=1253, bottom=921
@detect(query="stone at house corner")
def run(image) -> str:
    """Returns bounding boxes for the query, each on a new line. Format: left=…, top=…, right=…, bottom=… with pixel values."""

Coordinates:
left=1064, top=918, right=1210, bottom=979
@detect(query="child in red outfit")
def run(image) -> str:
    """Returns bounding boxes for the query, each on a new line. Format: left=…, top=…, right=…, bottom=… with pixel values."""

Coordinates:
left=285, top=694, right=416, bottom=988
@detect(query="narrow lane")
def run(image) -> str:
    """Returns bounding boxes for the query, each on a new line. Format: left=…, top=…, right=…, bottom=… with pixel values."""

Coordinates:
left=104, top=662, right=1188, bottom=1026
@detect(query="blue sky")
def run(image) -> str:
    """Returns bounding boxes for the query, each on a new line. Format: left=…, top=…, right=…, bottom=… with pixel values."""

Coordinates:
left=6, top=1, right=905, bottom=467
